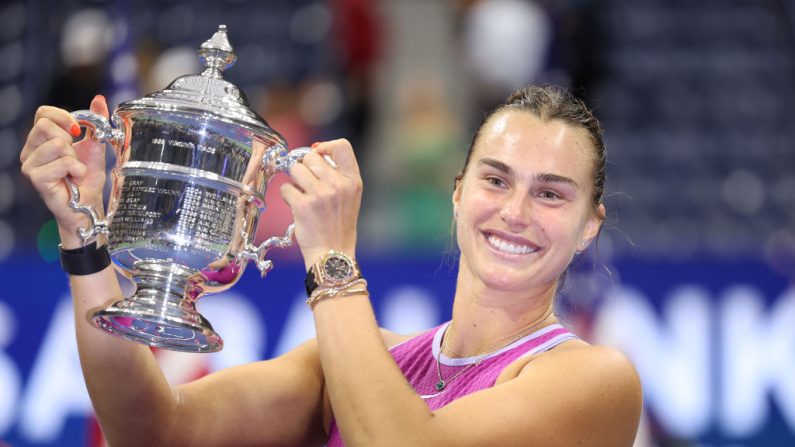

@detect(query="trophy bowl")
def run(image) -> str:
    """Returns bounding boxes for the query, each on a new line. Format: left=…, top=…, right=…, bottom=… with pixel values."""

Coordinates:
left=67, top=25, right=308, bottom=352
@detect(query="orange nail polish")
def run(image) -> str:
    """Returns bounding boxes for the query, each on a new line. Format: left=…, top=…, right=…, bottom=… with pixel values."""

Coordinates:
left=311, top=142, right=320, bottom=149
left=70, top=123, right=81, bottom=137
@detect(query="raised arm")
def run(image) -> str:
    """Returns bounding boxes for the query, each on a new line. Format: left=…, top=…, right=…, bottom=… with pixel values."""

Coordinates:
left=282, top=139, right=642, bottom=446
left=20, top=98, right=327, bottom=446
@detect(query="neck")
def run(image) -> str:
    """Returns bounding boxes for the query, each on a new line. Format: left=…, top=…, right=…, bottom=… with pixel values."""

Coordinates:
left=446, top=263, right=558, bottom=358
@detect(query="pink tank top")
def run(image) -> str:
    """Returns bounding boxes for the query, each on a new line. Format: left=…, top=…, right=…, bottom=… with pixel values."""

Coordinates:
left=327, top=322, right=577, bottom=446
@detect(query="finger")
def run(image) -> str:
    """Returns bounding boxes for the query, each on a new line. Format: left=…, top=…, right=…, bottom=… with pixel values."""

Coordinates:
left=28, top=156, right=87, bottom=189
left=21, top=117, right=74, bottom=163
left=75, top=94, right=110, bottom=144
left=279, top=181, right=303, bottom=208
left=300, top=151, right=338, bottom=182
left=313, top=139, right=360, bottom=177
left=32, top=105, right=81, bottom=137
left=89, top=94, right=110, bottom=118
left=288, top=162, right=321, bottom=193
left=22, top=138, right=78, bottom=172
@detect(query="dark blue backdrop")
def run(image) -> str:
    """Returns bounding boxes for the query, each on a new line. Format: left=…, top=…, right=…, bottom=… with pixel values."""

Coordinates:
left=0, top=250, right=792, bottom=446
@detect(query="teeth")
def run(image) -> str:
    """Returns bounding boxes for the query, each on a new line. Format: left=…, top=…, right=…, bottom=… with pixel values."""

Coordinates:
left=487, top=235, right=536, bottom=255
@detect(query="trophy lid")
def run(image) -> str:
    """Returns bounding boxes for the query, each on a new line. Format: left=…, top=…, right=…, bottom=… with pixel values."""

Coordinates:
left=118, top=25, right=285, bottom=146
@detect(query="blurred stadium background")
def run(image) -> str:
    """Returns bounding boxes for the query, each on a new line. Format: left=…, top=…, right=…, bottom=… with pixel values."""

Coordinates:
left=0, top=0, right=793, bottom=446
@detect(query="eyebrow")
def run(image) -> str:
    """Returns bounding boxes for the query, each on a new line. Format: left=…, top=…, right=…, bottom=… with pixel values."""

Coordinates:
left=476, top=157, right=580, bottom=189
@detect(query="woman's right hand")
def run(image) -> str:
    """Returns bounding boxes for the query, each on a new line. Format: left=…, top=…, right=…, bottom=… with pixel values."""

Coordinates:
left=20, top=95, right=110, bottom=249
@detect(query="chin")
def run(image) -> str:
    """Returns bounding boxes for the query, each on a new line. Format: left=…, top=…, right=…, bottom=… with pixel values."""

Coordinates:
left=477, top=261, right=564, bottom=294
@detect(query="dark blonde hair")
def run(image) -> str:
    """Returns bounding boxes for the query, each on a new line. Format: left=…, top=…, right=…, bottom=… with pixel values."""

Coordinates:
left=455, top=85, right=606, bottom=211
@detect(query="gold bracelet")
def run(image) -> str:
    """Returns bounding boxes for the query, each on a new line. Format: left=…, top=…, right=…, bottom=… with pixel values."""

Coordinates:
left=306, top=278, right=368, bottom=310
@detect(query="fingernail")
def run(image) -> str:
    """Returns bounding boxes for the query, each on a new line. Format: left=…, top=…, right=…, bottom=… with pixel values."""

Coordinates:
left=70, top=123, right=81, bottom=137
left=311, top=142, right=320, bottom=149
left=94, top=94, right=106, bottom=103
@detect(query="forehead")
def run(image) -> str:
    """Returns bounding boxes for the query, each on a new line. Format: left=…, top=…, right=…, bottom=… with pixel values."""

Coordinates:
left=470, top=111, right=595, bottom=179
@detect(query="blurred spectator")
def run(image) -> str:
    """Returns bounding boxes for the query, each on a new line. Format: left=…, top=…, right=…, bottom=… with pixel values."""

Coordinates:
left=381, top=73, right=462, bottom=247
left=329, top=0, right=381, bottom=152
left=458, top=0, right=552, bottom=116
left=45, top=9, right=113, bottom=111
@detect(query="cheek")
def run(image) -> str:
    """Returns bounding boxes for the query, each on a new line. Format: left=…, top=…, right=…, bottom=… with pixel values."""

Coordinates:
left=539, top=209, right=586, bottom=248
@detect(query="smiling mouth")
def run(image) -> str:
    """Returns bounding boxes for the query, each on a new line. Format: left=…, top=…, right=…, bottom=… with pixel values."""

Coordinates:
left=486, top=233, right=539, bottom=255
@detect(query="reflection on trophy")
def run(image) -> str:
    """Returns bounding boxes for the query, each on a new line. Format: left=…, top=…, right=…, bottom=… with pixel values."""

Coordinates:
left=67, top=25, right=308, bottom=353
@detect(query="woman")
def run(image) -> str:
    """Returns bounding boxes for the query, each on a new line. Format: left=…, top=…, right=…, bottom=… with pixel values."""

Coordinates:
left=20, top=85, right=642, bottom=446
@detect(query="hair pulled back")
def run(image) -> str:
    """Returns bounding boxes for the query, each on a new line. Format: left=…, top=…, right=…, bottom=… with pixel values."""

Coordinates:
left=456, top=85, right=606, bottom=210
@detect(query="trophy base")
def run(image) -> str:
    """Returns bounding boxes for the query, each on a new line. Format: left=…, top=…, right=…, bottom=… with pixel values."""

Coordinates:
left=92, top=265, right=223, bottom=352
left=93, top=299, right=223, bottom=353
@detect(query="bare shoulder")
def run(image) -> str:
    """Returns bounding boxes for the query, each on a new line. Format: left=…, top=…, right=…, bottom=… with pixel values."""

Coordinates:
left=516, top=340, right=643, bottom=444
left=536, top=339, right=636, bottom=373
left=523, top=340, right=641, bottom=399
left=429, top=340, right=642, bottom=446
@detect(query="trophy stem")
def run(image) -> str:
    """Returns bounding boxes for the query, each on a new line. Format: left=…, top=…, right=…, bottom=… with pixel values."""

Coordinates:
left=92, top=265, right=223, bottom=352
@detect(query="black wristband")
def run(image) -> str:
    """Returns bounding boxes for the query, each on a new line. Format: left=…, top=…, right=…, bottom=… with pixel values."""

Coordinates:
left=59, top=242, right=111, bottom=275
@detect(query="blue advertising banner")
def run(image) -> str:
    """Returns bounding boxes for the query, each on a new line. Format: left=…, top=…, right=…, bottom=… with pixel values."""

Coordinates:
left=0, top=252, right=792, bottom=446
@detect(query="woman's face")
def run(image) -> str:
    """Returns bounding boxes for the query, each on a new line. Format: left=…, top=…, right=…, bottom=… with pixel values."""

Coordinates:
left=453, top=111, right=604, bottom=294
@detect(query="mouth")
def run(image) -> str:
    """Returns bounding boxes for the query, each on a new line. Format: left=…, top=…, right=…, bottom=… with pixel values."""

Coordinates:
left=484, top=231, right=539, bottom=256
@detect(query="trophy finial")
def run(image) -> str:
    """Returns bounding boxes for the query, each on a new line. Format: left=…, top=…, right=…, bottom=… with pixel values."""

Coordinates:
left=198, top=24, right=237, bottom=78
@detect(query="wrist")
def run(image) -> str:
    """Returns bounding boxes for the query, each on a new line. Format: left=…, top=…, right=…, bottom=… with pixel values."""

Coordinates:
left=59, top=241, right=111, bottom=275
left=303, top=246, right=357, bottom=272
left=56, top=198, right=105, bottom=249
left=304, top=249, right=361, bottom=299
left=58, top=225, right=87, bottom=250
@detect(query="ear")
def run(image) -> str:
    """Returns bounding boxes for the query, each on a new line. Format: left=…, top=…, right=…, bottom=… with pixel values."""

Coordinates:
left=580, top=203, right=605, bottom=250
left=452, top=174, right=463, bottom=214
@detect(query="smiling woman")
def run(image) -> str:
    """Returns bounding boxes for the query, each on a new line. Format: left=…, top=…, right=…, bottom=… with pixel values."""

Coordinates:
left=20, top=85, right=641, bottom=447
left=452, top=86, right=606, bottom=296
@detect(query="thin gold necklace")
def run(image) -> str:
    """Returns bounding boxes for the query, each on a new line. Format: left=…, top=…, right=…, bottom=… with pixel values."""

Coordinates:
left=434, top=312, right=554, bottom=392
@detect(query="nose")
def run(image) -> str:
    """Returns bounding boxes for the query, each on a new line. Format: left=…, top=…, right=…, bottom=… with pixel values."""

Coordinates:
left=499, top=190, right=531, bottom=230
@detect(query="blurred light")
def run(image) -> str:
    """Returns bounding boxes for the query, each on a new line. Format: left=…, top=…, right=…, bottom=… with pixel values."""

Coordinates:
left=464, top=0, right=551, bottom=89
left=0, top=301, right=14, bottom=347
left=0, top=3, right=25, bottom=41
left=0, top=219, right=13, bottom=262
left=147, top=47, right=200, bottom=93
left=112, top=16, right=129, bottom=46
left=36, top=220, right=60, bottom=263
left=380, top=286, right=439, bottom=335
left=60, top=9, right=113, bottom=68
left=0, top=129, right=18, bottom=169
left=0, top=42, right=23, bottom=81
left=290, top=3, right=332, bottom=44
left=0, top=173, right=13, bottom=213
left=722, top=169, right=765, bottom=215
left=110, top=88, right=138, bottom=108
left=0, top=85, right=21, bottom=125
left=299, top=80, right=343, bottom=126
left=111, top=52, right=138, bottom=85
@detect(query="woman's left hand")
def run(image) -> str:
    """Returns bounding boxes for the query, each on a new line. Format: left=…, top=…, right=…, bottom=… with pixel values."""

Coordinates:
left=281, top=139, right=363, bottom=269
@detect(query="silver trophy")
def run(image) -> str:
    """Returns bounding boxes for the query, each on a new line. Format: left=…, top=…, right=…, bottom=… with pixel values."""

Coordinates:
left=67, top=25, right=308, bottom=352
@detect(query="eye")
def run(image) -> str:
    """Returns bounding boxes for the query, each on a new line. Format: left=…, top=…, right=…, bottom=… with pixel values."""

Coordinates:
left=539, top=190, right=561, bottom=200
left=486, top=177, right=506, bottom=188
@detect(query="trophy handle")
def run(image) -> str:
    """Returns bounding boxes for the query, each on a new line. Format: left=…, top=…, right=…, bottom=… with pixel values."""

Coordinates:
left=241, top=146, right=319, bottom=276
left=66, top=110, right=125, bottom=245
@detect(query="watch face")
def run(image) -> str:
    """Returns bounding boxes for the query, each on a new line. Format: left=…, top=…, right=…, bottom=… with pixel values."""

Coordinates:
left=324, top=254, right=353, bottom=282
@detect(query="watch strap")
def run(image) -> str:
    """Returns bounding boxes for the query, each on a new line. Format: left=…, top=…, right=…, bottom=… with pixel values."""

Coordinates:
left=304, top=267, right=319, bottom=297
